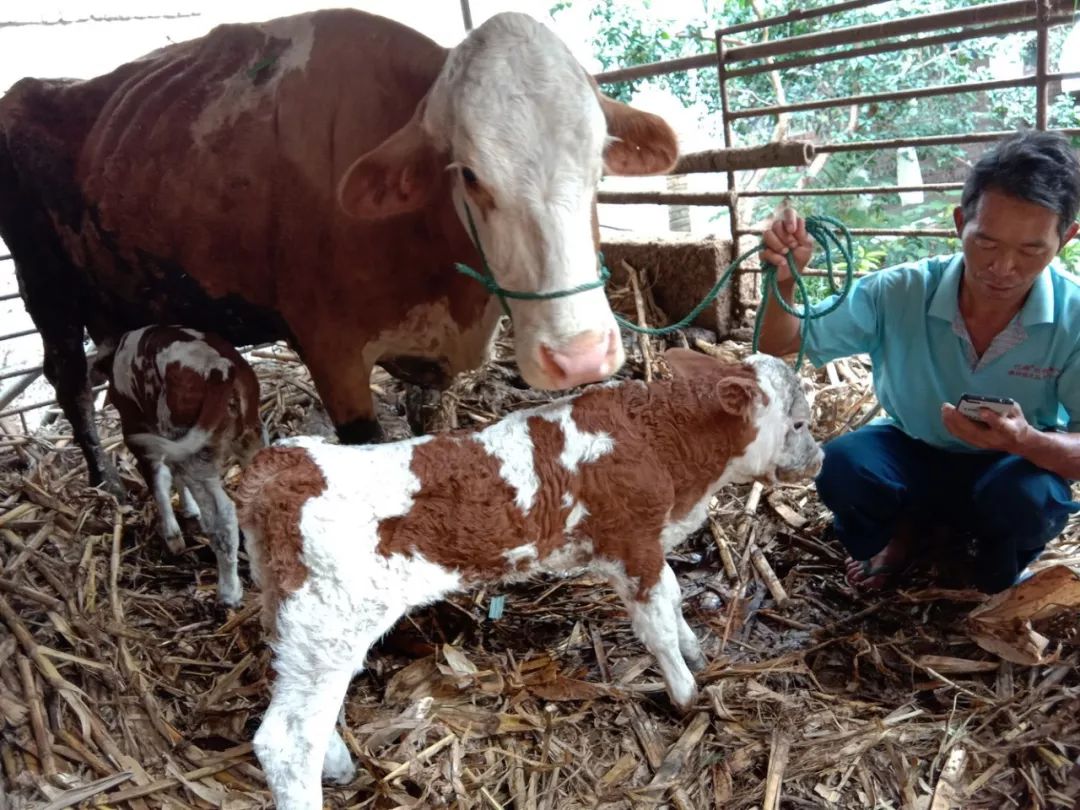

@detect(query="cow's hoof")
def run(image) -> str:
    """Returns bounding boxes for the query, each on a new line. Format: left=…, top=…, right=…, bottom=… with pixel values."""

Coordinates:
left=92, top=468, right=127, bottom=500
left=335, top=417, right=383, bottom=445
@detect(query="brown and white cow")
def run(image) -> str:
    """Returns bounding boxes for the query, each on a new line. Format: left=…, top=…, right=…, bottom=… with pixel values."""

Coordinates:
left=0, top=10, right=678, bottom=494
left=100, top=325, right=264, bottom=606
left=235, top=349, right=823, bottom=809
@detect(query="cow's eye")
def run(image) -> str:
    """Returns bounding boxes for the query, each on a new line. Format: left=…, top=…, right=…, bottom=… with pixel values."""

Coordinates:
left=793, top=420, right=806, bottom=431
left=461, top=167, right=479, bottom=187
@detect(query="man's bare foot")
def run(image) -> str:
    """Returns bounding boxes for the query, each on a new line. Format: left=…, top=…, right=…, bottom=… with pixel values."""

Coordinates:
left=844, top=530, right=915, bottom=591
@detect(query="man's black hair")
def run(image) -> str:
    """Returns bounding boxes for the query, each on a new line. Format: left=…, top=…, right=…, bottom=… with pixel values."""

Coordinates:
left=961, top=130, right=1080, bottom=242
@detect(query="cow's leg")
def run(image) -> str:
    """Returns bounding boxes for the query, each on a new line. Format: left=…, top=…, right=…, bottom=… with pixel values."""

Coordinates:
left=0, top=136, right=118, bottom=493
left=42, top=328, right=122, bottom=495
left=9, top=258, right=119, bottom=493
left=378, top=356, right=456, bottom=436
left=134, top=453, right=185, bottom=553
left=299, top=346, right=382, bottom=444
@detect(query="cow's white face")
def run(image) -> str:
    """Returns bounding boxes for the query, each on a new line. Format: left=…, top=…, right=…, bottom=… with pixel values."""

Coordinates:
left=338, top=12, right=679, bottom=391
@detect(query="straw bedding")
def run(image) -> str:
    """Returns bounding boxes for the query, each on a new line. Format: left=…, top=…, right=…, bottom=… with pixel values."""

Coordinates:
left=1, top=281, right=1078, bottom=809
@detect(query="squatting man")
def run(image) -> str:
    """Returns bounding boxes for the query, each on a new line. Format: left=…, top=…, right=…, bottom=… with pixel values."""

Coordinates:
left=757, top=130, right=1080, bottom=593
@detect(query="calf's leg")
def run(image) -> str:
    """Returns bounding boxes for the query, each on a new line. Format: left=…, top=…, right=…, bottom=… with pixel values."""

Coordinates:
left=186, top=475, right=242, bottom=607
left=254, top=665, right=354, bottom=810
left=659, top=564, right=706, bottom=672
left=322, top=707, right=355, bottom=786
left=609, top=567, right=699, bottom=713
left=134, top=453, right=184, bottom=554
left=254, top=595, right=399, bottom=808
left=178, top=485, right=202, bottom=524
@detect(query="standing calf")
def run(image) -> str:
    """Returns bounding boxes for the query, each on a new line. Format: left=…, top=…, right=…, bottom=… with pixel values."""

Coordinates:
left=236, top=349, right=822, bottom=809
left=100, top=325, right=264, bottom=606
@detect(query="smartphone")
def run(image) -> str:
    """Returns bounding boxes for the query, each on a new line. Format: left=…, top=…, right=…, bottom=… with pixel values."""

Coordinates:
left=956, top=393, right=1017, bottom=422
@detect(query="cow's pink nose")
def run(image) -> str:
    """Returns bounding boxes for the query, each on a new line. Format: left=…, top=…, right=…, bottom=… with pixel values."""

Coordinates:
left=538, top=330, right=618, bottom=388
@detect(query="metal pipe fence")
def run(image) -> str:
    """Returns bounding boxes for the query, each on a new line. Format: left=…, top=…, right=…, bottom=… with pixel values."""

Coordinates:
left=0, top=364, right=42, bottom=383
left=594, top=0, right=1076, bottom=83
left=714, top=2, right=1076, bottom=258
left=727, top=77, right=1032, bottom=121
left=813, top=128, right=1080, bottom=153
left=599, top=183, right=966, bottom=206
left=592, top=0, right=1079, bottom=316
left=0, top=328, right=38, bottom=343
left=724, top=15, right=1075, bottom=81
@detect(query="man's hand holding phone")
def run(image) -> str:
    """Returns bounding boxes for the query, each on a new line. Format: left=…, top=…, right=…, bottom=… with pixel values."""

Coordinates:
left=942, top=392, right=1030, bottom=453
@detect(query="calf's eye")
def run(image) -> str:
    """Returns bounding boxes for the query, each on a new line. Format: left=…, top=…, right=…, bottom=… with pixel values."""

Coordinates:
left=793, top=420, right=806, bottom=431
left=461, top=167, right=479, bottom=187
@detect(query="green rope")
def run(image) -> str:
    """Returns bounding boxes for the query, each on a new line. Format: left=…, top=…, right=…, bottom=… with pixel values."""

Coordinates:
left=454, top=201, right=856, bottom=368
left=750, top=214, right=855, bottom=368
left=455, top=203, right=610, bottom=319
left=454, top=264, right=611, bottom=315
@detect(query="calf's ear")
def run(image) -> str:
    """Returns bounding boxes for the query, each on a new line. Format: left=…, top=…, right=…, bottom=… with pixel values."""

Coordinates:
left=662, top=348, right=720, bottom=379
left=714, top=376, right=758, bottom=416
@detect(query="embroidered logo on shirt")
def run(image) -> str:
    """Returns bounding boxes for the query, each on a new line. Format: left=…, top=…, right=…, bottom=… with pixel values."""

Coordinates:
left=1008, top=364, right=1060, bottom=379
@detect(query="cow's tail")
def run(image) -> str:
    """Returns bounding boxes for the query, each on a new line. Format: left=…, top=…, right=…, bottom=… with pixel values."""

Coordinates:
left=128, top=367, right=235, bottom=462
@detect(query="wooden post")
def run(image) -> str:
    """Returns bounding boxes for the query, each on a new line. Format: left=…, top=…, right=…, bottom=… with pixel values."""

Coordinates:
left=672, top=142, right=815, bottom=174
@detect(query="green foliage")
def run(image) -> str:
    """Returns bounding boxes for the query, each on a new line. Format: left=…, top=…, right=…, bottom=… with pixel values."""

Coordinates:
left=550, top=0, right=1080, bottom=275
left=1061, top=240, right=1080, bottom=278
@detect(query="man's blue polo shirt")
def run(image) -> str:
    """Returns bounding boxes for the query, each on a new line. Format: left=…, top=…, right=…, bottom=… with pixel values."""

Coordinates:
left=802, top=253, right=1080, bottom=451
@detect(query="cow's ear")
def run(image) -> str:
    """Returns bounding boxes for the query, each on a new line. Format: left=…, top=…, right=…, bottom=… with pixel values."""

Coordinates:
left=600, top=94, right=679, bottom=176
left=338, top=99, right=444, bottom=220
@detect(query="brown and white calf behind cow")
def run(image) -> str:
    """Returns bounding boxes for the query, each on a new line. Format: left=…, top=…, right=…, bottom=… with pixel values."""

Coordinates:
left=100, top=326, right=264, bottom=606
left=236, top=349, right=822, bottom=809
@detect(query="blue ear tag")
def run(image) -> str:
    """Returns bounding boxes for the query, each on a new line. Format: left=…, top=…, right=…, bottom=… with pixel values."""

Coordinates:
left=487, top=593, right=506, bottom=620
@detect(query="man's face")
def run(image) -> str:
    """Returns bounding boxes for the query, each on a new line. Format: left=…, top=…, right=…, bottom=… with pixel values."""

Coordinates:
left=954, top=189, right=1078, bottom=308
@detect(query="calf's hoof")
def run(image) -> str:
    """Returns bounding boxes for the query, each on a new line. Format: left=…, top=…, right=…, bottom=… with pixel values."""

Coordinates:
left=162, top=531, right=186, bottom=556
left=217, top=581, right=243, bottom=609
left=322, top=755, right=357, bottom=786
left=322, top=733, right=356, bottom=785
left=685, top=649, right=708, bottom=673
left=670, top=684, right=700, bottom=716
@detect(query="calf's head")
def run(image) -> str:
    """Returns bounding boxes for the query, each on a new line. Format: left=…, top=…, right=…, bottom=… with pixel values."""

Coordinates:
left=338, top=12, right=679, bottom=390
left=664, top=349, right=823, bottom=485
left=741, top=353, right=823, bottom=483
